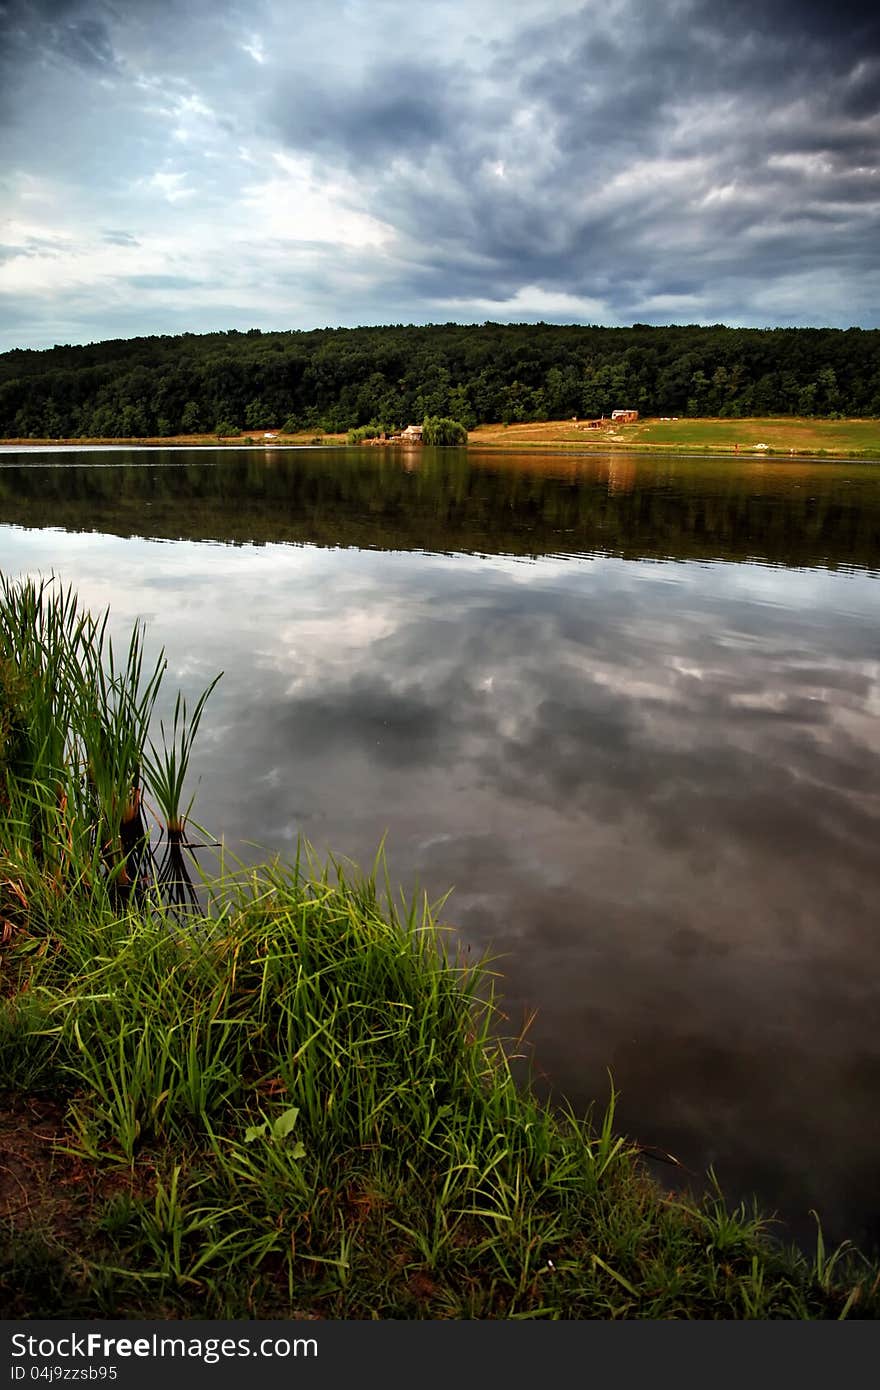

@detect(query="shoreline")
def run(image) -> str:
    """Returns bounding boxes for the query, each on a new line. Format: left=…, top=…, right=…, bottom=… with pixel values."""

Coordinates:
left=4, top=444, right=879, bottom=468
left=2, top=414, right=880, bottom=462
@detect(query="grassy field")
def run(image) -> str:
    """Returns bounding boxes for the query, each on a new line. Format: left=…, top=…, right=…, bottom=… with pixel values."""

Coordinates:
left=469, top=416, right=880, bottom=457
left=2, top=578, right=879, bottom=1319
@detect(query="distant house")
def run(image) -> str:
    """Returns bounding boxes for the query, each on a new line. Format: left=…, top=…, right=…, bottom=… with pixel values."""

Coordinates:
left=401, top=424, right=423, bottom=441
left=611, top=409, right=639, bottom=423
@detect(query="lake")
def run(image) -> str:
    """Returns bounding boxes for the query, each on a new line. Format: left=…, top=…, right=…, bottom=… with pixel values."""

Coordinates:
left=2, top=444, right=879, bottom=1253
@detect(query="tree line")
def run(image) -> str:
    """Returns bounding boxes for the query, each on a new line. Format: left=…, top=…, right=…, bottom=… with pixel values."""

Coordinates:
left=1, top=322, right=878, bottom=439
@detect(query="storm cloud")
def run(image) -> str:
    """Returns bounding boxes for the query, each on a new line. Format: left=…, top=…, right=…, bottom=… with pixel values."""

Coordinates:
left=0, top=0, right=878, bottom=348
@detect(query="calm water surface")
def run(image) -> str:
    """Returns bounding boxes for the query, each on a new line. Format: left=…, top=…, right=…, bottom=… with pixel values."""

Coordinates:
left=2, top=445, right=879, bottom=1250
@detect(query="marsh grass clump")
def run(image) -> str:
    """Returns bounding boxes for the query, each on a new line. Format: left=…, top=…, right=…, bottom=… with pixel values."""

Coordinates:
left=144, top=682, right=220, bottom=910
left=0, top=575, right=219, bottom=916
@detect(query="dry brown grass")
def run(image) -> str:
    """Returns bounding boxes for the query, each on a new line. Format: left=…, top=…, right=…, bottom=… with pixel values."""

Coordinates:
left=0, top=431, right=347, bottom=448
left=469, top=416, right=880, bottom=457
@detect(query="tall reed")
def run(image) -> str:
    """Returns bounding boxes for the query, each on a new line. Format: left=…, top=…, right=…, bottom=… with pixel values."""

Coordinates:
left=144, top=679, right=221, bottom=910
left=0, top=574, right=220, bottom=915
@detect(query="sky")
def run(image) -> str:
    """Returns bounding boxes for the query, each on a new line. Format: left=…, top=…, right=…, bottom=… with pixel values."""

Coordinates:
left=0, top=0, right=879, bottom=350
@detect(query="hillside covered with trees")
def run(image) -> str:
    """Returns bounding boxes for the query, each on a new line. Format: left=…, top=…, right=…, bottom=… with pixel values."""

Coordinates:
left=1, top=323, right=878, bottom=440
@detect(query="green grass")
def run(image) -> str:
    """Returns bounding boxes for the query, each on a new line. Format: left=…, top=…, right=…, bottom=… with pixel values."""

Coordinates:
left=630, top=416, right=880, bottom=456
left=2, top=578, right=879, bottom=1319
left=3, top=855, right=878, bottom=1320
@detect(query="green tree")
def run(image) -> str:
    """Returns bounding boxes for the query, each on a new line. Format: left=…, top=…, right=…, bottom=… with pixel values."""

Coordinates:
left=817, top=366, right=840, bottom=413
left=499, top=380, right=530, bottom=425
left=797, top=382, right=818, bottom=415
left=422, top=415, right=468, bottom=445
left=119, top=402, right=149, bottom=437
left=181, top=400, right=203, bottom=433
left=1, top=322, right=878, bottom=442
left=245, top=399, right=274, bottom=430
left=448, top=385, right=476, bottom=430
left=582, top=361, right=629, bottom=418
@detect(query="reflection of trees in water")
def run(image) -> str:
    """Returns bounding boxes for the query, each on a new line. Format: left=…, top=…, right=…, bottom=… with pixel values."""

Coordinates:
left=1, top=449, right=879, bottom=571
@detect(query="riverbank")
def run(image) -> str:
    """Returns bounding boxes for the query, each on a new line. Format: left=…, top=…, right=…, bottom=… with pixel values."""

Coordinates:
left=4, top=859, right=880, bottom=1319
left=469, top=416, right=880, bottom=458
left=2, top=580, right=879, bottom=1319
left=3, top=416, right=879, bottom=459
left=0, top=430, right=348, bottom=450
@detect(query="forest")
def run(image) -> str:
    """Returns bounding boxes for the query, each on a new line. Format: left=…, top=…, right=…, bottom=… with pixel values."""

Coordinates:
left=0, top=322, right=878, bottom=439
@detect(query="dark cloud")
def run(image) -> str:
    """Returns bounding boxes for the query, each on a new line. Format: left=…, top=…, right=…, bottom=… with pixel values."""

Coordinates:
left=2, top=0, right=880, bottom=344
left=701, top=0, right=880, bottom=50
left=263, top=1, right=880, bottom=324
left=272, top=69, right=458, bottom=166
left=456, top=2, right=880, bottom=315
left=56, top=13, right=116, bottom=68
left=0, top=0, right=120, bottom=77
